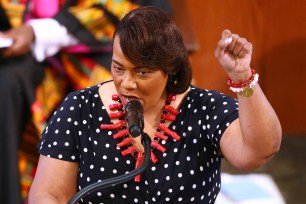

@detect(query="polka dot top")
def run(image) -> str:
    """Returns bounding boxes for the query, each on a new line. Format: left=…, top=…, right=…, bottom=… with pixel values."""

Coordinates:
left=39, top=82, right=239, bottom=203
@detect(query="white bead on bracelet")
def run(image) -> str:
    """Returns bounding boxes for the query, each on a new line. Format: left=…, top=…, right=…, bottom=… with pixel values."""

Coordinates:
left=229, top=73, right=259, bottom=93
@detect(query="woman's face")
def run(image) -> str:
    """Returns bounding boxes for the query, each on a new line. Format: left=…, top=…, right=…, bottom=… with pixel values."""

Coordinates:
left=111, top=36, right=168, bottom=111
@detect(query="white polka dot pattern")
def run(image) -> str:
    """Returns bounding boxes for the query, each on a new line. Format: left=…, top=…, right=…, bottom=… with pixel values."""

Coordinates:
left=39, top=84, right=238, bottom=203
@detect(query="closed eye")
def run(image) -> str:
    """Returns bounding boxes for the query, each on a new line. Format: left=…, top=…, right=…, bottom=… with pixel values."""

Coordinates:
left=136, top=70, right=150, bottom=77
left=113, top=66, right=124, bottom=73
left=135, top=66, right=154, bottom=77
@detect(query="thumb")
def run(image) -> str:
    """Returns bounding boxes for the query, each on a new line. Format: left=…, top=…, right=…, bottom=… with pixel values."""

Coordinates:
left=215, top=29, right=232, bottom=58
left=220, top=29, right=232, bottom=49
left=222, top=29, right=231, bottom=39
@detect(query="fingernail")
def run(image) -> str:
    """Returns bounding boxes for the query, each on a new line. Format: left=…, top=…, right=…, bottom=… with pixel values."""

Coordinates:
left=224, top=37, right=232, bottom=44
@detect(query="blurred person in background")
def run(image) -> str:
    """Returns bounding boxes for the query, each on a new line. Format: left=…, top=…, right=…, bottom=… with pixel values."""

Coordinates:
left=0, top=0, right=138, bottom=203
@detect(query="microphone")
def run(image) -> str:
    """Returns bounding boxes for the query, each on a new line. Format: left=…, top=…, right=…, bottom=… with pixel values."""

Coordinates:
left=125, top=100, right=144, bottom=137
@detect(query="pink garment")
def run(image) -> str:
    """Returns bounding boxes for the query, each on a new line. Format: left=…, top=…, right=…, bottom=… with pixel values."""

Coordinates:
left=63, top=44, right=113, bottom=53
left=32, top=0, right=59, bottom=18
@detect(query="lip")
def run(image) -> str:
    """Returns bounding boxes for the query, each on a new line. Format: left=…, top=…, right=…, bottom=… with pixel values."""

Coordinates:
left=120, top=94, right=141, bottom=106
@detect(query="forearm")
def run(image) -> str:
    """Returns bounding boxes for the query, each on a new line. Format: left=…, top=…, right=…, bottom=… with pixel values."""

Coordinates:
left=237, top=83, right=282, bottom=159
left=28, top=193, right=67, bottom=204
left=28, top=155, right=78, bottom=204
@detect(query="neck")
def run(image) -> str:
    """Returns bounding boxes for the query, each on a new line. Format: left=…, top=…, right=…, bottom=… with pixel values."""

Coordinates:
left=143, top=91, right=167, bottom=113
left=142, top=94, right=168, bottom=135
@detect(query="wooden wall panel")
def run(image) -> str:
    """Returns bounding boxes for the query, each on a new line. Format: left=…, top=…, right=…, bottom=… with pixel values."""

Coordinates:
left=260, top=1, right=306, bottom=134
left=181, top=0, right=306, bottom=134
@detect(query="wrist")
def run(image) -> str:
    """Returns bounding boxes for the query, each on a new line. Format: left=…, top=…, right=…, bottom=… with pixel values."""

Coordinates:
left=227, top=69, right=252, bottom=83
left=227, top=69, right=259, bottom=97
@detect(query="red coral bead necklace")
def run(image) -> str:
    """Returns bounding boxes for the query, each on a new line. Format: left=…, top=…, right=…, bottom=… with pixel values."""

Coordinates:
left=100, top=94, right=181, bottom=182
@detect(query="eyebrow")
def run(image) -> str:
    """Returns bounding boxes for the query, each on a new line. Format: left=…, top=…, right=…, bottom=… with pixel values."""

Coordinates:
left=112, top=59, right=145, bottom=70
left=112, top=59, right=124, bottom=67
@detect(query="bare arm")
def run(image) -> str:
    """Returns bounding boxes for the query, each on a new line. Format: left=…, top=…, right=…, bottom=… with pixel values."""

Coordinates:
left=28, top=155, right=78, bottom=203
left=221, top=84, right=281, bottom=170
left=215, top=29, right=282, bottom=170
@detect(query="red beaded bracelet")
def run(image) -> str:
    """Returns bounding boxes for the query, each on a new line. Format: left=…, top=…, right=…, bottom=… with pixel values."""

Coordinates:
left=227, top=69, right=259, bottom=97
left=227, top=69, right=256, bottom=88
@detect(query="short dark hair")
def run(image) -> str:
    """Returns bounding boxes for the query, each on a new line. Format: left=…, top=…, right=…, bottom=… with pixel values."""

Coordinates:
left=113, top=6, right=192, bottom=95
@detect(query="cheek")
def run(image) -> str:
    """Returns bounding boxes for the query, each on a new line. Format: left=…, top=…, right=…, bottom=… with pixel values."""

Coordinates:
left=111, top=67, right=116, bottom=78
left=141, top=76, right=168, bottom=96
left=111, top=74, right=121, bottom=91
left=111, top=70, right=120, bottom=83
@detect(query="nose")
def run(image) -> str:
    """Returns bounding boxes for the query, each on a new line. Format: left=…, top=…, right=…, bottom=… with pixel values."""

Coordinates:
left=121, top=72, right=137, bottom=90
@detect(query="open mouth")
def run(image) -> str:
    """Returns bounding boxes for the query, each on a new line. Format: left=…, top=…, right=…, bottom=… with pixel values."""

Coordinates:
left=121, top=95, right=140, bottom=106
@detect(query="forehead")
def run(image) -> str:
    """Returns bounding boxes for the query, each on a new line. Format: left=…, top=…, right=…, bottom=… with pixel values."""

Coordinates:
left=112, top=36, right=135, bottom=68
left=112, top=35, right=165, bottom=73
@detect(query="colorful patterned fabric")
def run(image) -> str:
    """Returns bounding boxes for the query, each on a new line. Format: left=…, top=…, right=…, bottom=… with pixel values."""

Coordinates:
left=19, top=124, right=38, bottom=203
left=70, top=0, right=138, bottom=41
left=0, top=0, right=27, bottom=27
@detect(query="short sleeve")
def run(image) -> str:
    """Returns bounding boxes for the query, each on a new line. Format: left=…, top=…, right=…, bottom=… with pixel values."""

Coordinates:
left=38, top=91, right=81, bottom=162
left=200, top=90, right=238, bottom=150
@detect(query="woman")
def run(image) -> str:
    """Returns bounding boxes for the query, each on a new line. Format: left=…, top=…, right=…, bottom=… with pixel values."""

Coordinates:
left=29, top=6, right=282, bottom=203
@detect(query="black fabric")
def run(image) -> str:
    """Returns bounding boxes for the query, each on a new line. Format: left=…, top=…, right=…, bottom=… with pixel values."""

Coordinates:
left=94, top=4, right=120, bottom=26
left=61, top=0, right=78, bottom=9
left=0, top=4, right=11, bottom=31
left=133, top=0, right=173, bottom=15
left=0, top=53, right=45, bottom=204
left=79, top=51, right=113, bottom=71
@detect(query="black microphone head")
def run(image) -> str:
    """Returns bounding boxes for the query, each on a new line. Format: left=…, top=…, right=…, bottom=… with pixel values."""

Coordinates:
left=125, top=100, right=144, bottom=137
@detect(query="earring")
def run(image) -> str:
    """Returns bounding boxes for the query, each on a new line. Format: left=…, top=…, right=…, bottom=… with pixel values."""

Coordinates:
left=170, top=74, right=178, bottom=85
left=173, top=79, right=178, bottom=85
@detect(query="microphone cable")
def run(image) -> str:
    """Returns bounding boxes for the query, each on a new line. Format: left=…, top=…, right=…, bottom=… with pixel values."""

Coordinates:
left=68, top=133, right=151, bottom=204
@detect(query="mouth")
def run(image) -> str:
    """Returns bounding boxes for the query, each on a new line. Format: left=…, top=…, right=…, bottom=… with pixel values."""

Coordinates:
left=120, top=94, right=141, bottom=106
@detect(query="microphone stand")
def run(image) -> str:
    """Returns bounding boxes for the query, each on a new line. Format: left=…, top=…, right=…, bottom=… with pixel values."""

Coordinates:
left=68, top=132, right=151, bottom=204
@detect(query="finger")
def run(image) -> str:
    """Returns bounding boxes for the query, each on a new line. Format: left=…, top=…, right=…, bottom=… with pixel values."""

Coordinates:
left=215, top=29, right=232, bottom=57
left=227, top=34, right=239, bottom=52
left=220, top=29, right=233, bottom=49
left=221, top=29, right=231, bottom=40
left=237, top=42, right=252, bottom=57
left=233, top=37, right=247, bottom=56
left=2, top=40, right=18, bottom=57
left=214, top=39, right=226, bottom=58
